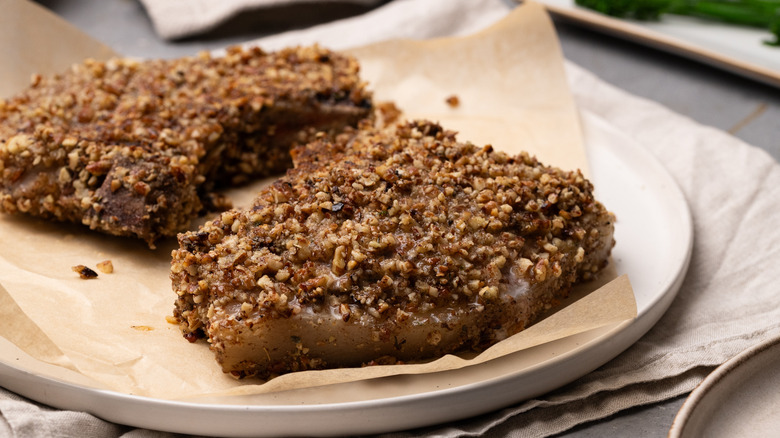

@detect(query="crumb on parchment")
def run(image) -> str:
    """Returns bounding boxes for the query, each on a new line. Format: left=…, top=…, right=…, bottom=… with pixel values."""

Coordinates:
left=445, top=94, right=460, bottom=107
left=72, top=265, right=98, bottom=279
left=96, top=260, right=114, bottom=274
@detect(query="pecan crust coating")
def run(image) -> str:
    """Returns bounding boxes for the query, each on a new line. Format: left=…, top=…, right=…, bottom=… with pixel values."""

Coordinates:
left=171, top=120, right=615, bottom=379
left=0, top=45, right=372, bottom=246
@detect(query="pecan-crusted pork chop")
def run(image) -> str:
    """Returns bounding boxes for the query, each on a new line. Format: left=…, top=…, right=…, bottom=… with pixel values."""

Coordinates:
left=171, top=120, right=615, bottom=379
left=0, top=46, right=371, bottom=246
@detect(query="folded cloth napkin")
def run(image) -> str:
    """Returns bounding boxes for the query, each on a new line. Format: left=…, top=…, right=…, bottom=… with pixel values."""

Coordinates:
left=138, top=0, right=386, bottom=40
left=3, top=0, right=780, bottom=437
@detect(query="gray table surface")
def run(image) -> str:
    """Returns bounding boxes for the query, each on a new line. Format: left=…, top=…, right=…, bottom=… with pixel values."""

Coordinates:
left=28, top=0, right=780, bottom=437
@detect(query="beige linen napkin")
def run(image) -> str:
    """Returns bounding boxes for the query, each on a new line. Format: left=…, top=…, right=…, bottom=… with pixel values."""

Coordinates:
left=3, top=0, right=780, bottom=437
left=138, top=0, right=385, bottom=40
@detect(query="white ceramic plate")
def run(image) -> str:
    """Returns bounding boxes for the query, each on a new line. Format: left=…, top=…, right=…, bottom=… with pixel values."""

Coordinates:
left=0, top=111, right=693, bottom=437
left=535, top=0, right=780, bottom=88
left=669, top=334, right=780, bottom=437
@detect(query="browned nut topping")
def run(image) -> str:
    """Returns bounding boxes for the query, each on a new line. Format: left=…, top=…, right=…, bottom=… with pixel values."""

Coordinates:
left=0, top=45, right=373, bottom=247
left=445, top=95, right=460, bottom=107
left=170, top=119, right=616, bottom=380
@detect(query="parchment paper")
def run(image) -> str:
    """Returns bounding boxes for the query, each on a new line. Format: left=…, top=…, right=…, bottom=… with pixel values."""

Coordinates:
left=0, top=0, right=117, bottom=99
left=0, top=1, right=635, bottom=400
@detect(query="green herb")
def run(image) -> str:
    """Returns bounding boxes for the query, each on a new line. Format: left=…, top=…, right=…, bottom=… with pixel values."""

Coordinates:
left=575, top=0, right=780, bottom=46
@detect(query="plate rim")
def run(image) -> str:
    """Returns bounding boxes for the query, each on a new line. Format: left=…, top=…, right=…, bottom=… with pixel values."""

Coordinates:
left=535, top=0, right=780, bottom=88
left=668, top=334, right=780, bottom=437
left=0, top=109, right=694, bottom=436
